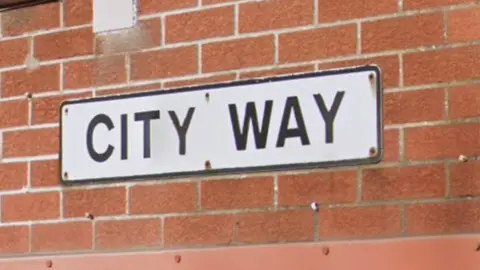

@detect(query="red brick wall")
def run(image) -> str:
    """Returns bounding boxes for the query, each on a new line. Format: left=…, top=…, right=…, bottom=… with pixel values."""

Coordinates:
left=0, top=0, right=478, bottom=256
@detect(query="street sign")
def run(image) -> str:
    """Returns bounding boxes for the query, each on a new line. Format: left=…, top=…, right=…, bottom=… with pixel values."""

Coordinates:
left=59, top=65, right=383, bottom=184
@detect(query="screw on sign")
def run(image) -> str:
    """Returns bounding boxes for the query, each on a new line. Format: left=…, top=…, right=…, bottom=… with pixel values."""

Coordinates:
left=204, top=160, right=211, bottom=170
left=368, top=73, right=377, bottom=93
left=45, top=260, right=53, bottom=268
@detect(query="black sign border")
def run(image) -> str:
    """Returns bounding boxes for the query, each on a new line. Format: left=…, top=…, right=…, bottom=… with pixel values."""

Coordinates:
left=59, top=65, right=384, bottom=186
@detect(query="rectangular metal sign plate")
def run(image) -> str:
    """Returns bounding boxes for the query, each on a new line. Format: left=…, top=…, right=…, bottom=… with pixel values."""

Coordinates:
left=60, top=66, right=383, bottom=183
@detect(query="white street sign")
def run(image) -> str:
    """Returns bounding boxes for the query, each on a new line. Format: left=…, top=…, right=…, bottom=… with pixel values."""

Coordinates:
left=60, top=66, right=383, bottom=183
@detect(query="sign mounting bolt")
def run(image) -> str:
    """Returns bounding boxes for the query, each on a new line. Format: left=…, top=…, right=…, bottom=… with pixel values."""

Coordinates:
left=205, top=92, right=210, bottom=102
left=369, top=147, right=377, bottom=156
left=204, top=160, right=211, bottom=170
left=45, top=260, right=53, bottom=268
left=64, top=108, right=68, bottom=114
left=63, top=172, right=68, bottom=180
left=369, top=73, right=375, bottom=82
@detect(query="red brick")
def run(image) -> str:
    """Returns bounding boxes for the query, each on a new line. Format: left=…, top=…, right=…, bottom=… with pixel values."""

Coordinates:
left=96, top=219, right=161, bottom=249
left=95, top=18, right=161, bottom=55
left=405, top=201, right=480, bottom=234
left=2, top=64, right=60, bottom=97
left=450, top=161, right=480, bottom=197
left=131, top=46, right=197, bottom=81
left=0, top=100, right=28, bottom=128
left=31, top=160, right=59, bottom=187
left=3, top=128, right=59, bottom=158
left=203, top=0, right=240, bottom=4
left=34, top=28, right=94, bottom=61
left=319, top=0, right=398, bottom=22
left=362, top=164, right=446, bottom=201
left=0, top=163, right=27, bottom=191
left=32, top=222, right=93, bottom=252
left=404, top=123, right=480, bottom=160
left=362, top=13, right=444, bottom=53
left=32, top=93, right=91, bottom=124
left=239, top=0, right=313, bottom=33
left=404, top=0, right=474, bottom=10
left=448, top=7, right=480, bottom=43
left=236, top=210, right=314, bottom=243
left=203, top=36, right=274, bottom=72
left=96, top=83, right=161, bottom=97
left=318, top=55, right=400, bottom=89
left=319, top=205, right=402, bottom=239
left=279, top=25, right=356, bottom=63
left=1, top=192, right=60, bottom=222
left=384, top=89, right=445, bottom=125
left=64, top=56, right=127, bottom=89
left=165, top=74, right=236, bottom=89
left=139, top=0, right=196, bottom=15
left=404, top=45, right=480, bottom=86
left=449, top=85, right=480, bottom=119
left=383, top=129, right=400, bottom=162
left=0, top=226, right=29, bottom=254
left=2, top=2, right=59, bottom=36
left=130, top=183, right=196, bottom=214
left=64, top=0, right=92, bottom=26
left=164, top=215, right=234, bottom=247
left=0, top=38, right=28, bottom=68
left=278, top=171, right=356, bottom=207
left=239, top=65, right=315, bottom=80
left=165, top=6, right=233, bottom=43
left=201, top=177, right=273, bottom=210
left=63, top=187, right=126, bottom=218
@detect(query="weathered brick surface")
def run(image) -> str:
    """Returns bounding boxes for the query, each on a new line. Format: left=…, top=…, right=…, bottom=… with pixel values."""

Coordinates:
left=278, top=171, right=357, bottom=206
left=164, top=215, right=234, bottom=247
left=237, top=210, right=314, bottom=244
left=0, top=0, right=477, bottom=257
left=201, top=177, right=273, bottom=210
left=318, top=0, right=398, bottom=22
left=129, top=183, right=197, bottom=214
left=1, top=2, right=60, bottom=36
left=165, top=6, right=234, bottom=43
left=32, top=222, right=93, bottom=252
left=279, top=25, right=356, bottom=63
left=239, top=0, right=313, bottom=33
left=362, top=13, right=444, bottom=53
left=1, top=192, right=60, bottom=222
left=319, top=206, right=402, bottom=239
left=63, top=187, right=127, bottom=218
left=2, top=65, right=59, bottom=97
